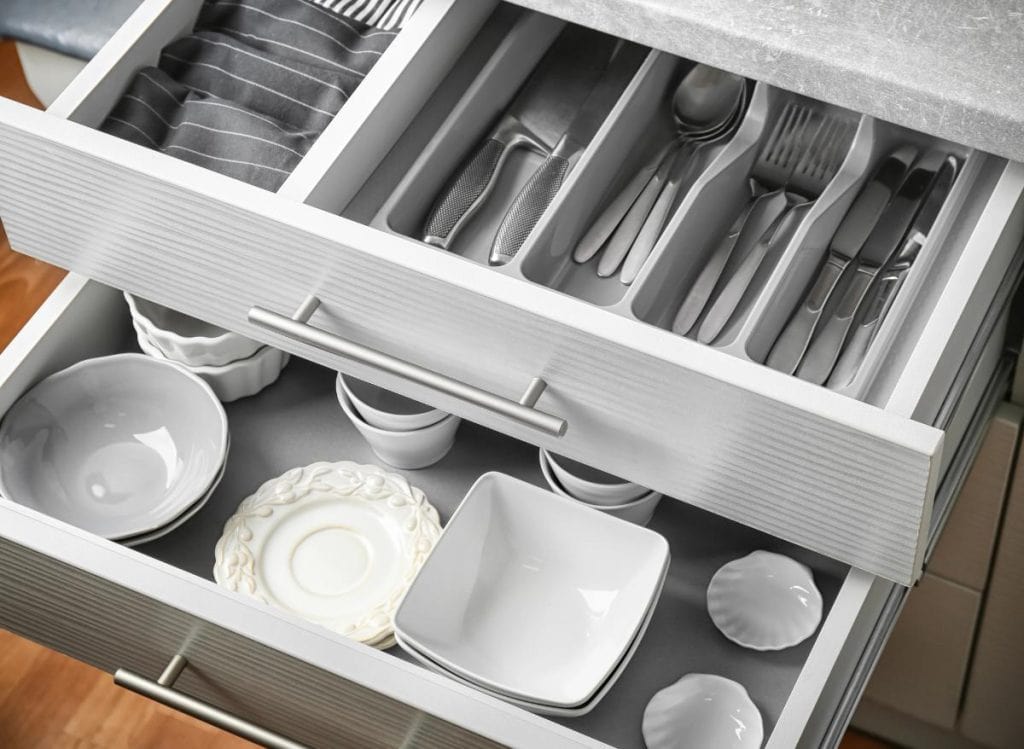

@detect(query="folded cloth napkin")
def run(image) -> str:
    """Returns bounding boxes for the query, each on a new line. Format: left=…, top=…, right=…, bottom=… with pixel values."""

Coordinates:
left=100, top=0, right=410, bottom=190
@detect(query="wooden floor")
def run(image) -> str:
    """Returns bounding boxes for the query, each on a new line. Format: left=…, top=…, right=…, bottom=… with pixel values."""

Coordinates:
left=0, top=38, right=895, bottom=749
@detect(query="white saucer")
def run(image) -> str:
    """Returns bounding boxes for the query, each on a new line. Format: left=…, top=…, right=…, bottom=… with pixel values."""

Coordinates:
left=214, top=461, right=441, bottom=646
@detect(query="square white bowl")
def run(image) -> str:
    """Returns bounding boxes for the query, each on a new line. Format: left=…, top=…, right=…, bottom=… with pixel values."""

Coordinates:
left=395, top=472, right=670, bottom=708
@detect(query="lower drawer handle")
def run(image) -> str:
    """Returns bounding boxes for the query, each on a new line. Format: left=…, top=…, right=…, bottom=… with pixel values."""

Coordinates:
left=115, top=655, right=308, bottom=749
left=248, top=296, right=568, bottom=437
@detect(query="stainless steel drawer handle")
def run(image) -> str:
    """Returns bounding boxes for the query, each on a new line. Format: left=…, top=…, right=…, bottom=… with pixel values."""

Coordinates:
left=114, top=655, right=308, bottom=749
left=248, top=295, right=568, bottom=437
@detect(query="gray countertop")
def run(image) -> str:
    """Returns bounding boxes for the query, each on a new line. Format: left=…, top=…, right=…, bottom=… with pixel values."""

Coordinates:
left=511, top=0, right=1024, bottom=162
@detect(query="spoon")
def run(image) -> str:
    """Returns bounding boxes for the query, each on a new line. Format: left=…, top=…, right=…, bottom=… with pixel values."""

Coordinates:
left=576, top=64, right=745, bottom=275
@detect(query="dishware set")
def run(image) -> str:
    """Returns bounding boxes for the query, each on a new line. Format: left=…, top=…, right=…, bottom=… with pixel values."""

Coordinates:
left=214, top=461, right=442, bottom=649
left=767, top=148, right=960, bottom=387
left=336, top=374, right=460, bottom=469
left=421, top=27, right=646, bottom=263
left=573, top=64, right=749, bottom=284
left=127, top=293, right=289, bottom=402
left=673, top=101, right=857, bottom=342
left=0, top=354, right=229, bottom=546
left=394, top=472, right=670, bottom=716
left=539, top=448, right=662, bottom=525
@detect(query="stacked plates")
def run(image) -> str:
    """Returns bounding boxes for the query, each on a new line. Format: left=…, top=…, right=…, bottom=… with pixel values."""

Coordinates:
left=0, top=354, right=229, bottom=545
left=395, top=472, right=670, bottom=716
left=214, top=461, right=442, bottom=649
left=126, top=293, right=288, bottom=402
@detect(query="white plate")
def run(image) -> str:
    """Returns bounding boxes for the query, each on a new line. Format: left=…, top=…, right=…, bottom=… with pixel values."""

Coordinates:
left=707, top=550, right=823, bottom=651
left=395, top=472, right=669, bottom=707
left=214, top=461, right=441, bottom=646
left=0, top=354, right=228, bottom=540
left=395, top=550, right=667, bottom=716
left=642, top=673, right=764, bottom=749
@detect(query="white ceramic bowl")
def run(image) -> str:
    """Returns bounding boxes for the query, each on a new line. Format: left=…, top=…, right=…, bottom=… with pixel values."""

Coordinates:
left=395, top=472, right=669, bottom=708
left=135, top=322, right=289, bottom=402
left=642, top=673, right=764, bottom=749
left=336, top=379, right=460, bottom=470
left=541, top=449, right=647, bottom=505
left=125, top=292, right=262, bottom=366
left=707, top=550, right=823, bottom=651
left=338, top=374, right=447, bottom=431
left=0, top=354, right=228, bottom=539
left=539, top=450, right=663, bottom=526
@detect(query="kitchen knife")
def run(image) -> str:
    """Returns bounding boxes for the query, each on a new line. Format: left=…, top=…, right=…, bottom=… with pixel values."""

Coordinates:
left=422, top=28, right=618, bottom=250
left=489, top=41, right=647, bottom=265
left=765, top=146, right=916, bottom=375
left=796, top=149, right=945, bottom=384
left=827, top=153, right=960, bottom=390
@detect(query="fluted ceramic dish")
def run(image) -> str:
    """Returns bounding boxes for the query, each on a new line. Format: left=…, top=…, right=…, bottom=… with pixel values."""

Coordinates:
left=135, top=321, right=289, bottom=402
left=214, top=461, right=442, bottom=648
left=539, top=449, right=663, bottom=526
left=125, top=292, right=262, bottom=366
left=338, top=374, right=447, bottom=431
left=395, top=472, right=670, bottom=707
left=336, top=379, right=460, bottom=469
left=707, top=550, right=823, bottom=651
left=0, top=354, right=228, bottom=539
left=541, top=448, right=647, bottom=505
left=642, top=673, right=764, bottom=749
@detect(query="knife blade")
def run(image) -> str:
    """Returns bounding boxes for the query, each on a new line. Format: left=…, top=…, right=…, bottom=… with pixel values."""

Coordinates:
left=796, top=149, right=946, bottom=384
left=827, top=153, right=960, bottom=390
left=489, top=41, right=647, bottom=265
left=422, top=26, right=618, bottom=250
left=765, top=146, right=916, bottom=374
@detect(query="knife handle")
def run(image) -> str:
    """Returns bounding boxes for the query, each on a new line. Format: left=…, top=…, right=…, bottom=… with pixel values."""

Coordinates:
left=795, top=262, right=879, bottom=384
left=766, top=250, right=851, bottom=374
left=827, top=270, right=906, bottom=390
left=490, top=153, right=571, bottom=265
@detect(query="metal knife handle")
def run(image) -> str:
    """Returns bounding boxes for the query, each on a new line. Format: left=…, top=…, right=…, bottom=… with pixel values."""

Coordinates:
left=827, top=270, right=907, bottom=390
left=766, top=250, right=851, bottom=374
left=796, top=262, right=880, bottom=384
left=573, top=140, right=677, bottom=264
left=421, top=137, right=516, bottom=248
left=490, top=153, right=571, bottom=265
left=697, top=203, right=802, bottom=344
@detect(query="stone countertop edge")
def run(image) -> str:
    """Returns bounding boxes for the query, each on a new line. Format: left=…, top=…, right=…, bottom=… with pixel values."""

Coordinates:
left=510, top=0, right=1024, bottom=163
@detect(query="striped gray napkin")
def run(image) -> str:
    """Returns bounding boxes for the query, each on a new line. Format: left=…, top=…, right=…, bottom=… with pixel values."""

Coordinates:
left=101, top=0, right=410, bottom=190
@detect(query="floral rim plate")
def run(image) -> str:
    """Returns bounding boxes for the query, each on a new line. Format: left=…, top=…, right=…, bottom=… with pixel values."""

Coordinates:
left=214, top=461, right=441, bottom=647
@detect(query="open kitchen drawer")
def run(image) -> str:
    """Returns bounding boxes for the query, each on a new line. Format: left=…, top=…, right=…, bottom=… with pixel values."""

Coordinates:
left=0, top=272, right=1010, bottom=748
left=0, top=0, right=1022, bottom=588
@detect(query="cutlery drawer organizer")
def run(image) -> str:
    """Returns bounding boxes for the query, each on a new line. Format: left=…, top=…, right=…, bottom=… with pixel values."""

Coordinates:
left=0, top=0, right=1023, bottom=586
left=0, top=274, right=1007, bottom=748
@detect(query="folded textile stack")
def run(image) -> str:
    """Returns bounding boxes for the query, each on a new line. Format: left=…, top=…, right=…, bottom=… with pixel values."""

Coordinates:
left=101, top=0, right=416, bottom=189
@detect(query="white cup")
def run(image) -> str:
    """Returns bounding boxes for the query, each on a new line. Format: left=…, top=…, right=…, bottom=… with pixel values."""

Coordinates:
left=539, top=450, right=662, bottom=526
left=338, top=374, right=447, bottom=432
left=541, top=449, right=647, bottom=505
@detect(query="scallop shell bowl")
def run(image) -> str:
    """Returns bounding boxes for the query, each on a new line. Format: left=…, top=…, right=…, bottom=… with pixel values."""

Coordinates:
left=706, top=550, right=823, bottom=651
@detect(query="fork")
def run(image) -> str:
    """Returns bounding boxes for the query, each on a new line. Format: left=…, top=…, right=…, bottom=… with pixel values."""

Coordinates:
left=694, top=114, right=855, bottom=343
left=672, top=101, right=820, bottom=335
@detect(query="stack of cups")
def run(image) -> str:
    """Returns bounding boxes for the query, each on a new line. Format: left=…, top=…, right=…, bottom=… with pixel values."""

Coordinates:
left=539, top=449, right=662, bottom=526
left=336, top=374, right=460, bottom=469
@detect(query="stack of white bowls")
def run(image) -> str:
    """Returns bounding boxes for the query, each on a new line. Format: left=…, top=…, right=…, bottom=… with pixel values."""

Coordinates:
left=539, top=449, right=662, bottom=525
left=126, top=293, right=288, bottom=402
left=336, top=374, right=460, bottom=469
left=0, top=354, right=229, bottom=546
left=395, top=473, right=670, bottom=716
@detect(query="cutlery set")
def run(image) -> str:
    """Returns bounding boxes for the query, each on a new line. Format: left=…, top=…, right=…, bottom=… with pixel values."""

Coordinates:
left=767, top=147, right=959, bottom=387
left=422, top=29, right=645, bottom=263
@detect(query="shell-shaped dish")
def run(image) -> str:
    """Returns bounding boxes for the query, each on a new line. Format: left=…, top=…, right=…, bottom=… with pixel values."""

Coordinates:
left=213, top=462, right=442, bottom=647
left=642, top=673, right=763, bottom=749
left=707, top=550, right=823, bottom=651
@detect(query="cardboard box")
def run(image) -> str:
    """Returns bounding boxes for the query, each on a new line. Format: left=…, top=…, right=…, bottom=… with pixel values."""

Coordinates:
left=929, top=402, right=1023, bottom=590
left=959, top=424, right=1024, bottom=749
left=865, top=573, right=981, bottom=729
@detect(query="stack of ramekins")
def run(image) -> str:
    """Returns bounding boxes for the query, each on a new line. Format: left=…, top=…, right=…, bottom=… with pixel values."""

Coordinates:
left=539, top=449, right=662, bottom=525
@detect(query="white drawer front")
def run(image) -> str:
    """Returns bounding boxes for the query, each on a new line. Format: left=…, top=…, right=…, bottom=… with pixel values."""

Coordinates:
left=0, top=0, right=1022, bottom=584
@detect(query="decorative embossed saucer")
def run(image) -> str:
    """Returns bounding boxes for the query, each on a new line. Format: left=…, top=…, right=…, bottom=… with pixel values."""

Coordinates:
left=213, top=461, right=441, bottom=648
